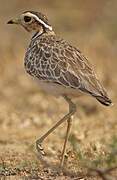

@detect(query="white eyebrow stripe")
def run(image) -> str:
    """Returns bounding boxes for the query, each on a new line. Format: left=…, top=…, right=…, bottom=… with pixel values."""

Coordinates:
left=24, top=12, right=52, bottom=31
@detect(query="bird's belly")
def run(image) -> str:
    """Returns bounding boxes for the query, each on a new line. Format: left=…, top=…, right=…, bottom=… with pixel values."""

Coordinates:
left=37, top=80, right=84, bottom=98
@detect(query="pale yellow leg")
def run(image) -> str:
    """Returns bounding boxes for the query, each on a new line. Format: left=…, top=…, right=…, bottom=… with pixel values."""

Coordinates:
left=60, top=117, right=72, bottom=168
left=36, top=95, right=76, bottom=167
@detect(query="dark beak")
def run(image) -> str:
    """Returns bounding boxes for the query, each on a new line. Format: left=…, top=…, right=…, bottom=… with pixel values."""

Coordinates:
left=7, top=20, right=14, bottom=24
left=7, top=18, right=19, bottom=24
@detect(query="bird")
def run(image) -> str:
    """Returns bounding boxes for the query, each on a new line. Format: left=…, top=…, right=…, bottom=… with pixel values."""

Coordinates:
left=7, top=11, right=112, bottom=168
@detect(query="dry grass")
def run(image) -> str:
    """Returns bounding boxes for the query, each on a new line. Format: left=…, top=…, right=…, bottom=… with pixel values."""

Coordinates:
left=0, top=0, right=117, bottom=179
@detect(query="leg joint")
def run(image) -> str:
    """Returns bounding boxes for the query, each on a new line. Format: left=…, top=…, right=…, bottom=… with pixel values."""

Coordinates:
left=63, top=95, right=76, bottom=115
left=70, top=102, right=76, bottom=115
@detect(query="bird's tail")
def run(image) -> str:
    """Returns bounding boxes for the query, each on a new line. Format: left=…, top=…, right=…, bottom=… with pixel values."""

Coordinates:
left=95, top=95, right=112, bottom=106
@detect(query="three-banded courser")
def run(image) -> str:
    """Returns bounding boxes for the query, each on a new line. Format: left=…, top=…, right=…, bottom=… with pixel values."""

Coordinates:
left=7, top=11, right=112, bottom=167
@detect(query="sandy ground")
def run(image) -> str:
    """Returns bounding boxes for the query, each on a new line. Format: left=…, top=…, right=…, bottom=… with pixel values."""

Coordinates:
left=0, top=0, right=117, bottom=179
left=0, top=61, right=116, bottom=179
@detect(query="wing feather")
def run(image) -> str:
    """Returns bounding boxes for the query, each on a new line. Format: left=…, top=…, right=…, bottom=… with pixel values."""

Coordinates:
left=24, top=35, right=112, bottom=105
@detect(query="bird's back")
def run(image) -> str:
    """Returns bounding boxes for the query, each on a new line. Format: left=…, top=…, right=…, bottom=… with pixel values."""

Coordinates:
left=24, top=32, right=112, bottom=106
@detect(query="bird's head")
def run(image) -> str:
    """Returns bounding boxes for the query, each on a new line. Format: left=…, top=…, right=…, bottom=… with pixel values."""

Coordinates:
left=7, top=11, right=53, bottom=35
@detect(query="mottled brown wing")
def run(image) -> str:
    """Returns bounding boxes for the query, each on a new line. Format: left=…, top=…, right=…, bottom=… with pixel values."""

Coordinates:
left=48, top=39, right=104, bottom=94
left=56, top=42, right=112, bottom=106
left=24, top=35, right=111, bottom=105
left=47, top=38, right=111, bottom=105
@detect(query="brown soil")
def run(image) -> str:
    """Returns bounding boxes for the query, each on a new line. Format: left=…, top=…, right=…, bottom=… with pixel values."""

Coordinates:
left=0, top=0, right=117, bottom=179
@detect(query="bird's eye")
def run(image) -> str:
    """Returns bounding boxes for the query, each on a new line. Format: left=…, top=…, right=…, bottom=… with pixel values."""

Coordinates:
left=24, top=16, right=32, bottom=23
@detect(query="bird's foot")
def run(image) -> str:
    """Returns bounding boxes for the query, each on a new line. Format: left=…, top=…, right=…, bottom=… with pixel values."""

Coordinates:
left=36, top=140, right=46, bottom=156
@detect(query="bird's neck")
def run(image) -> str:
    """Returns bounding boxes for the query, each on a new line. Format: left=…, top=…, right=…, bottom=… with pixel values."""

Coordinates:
left=32, top=29, right=43, bottom=39
left=45, top=30, right=55, bottom=35
left=32, top=29, right=55, bottom=40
